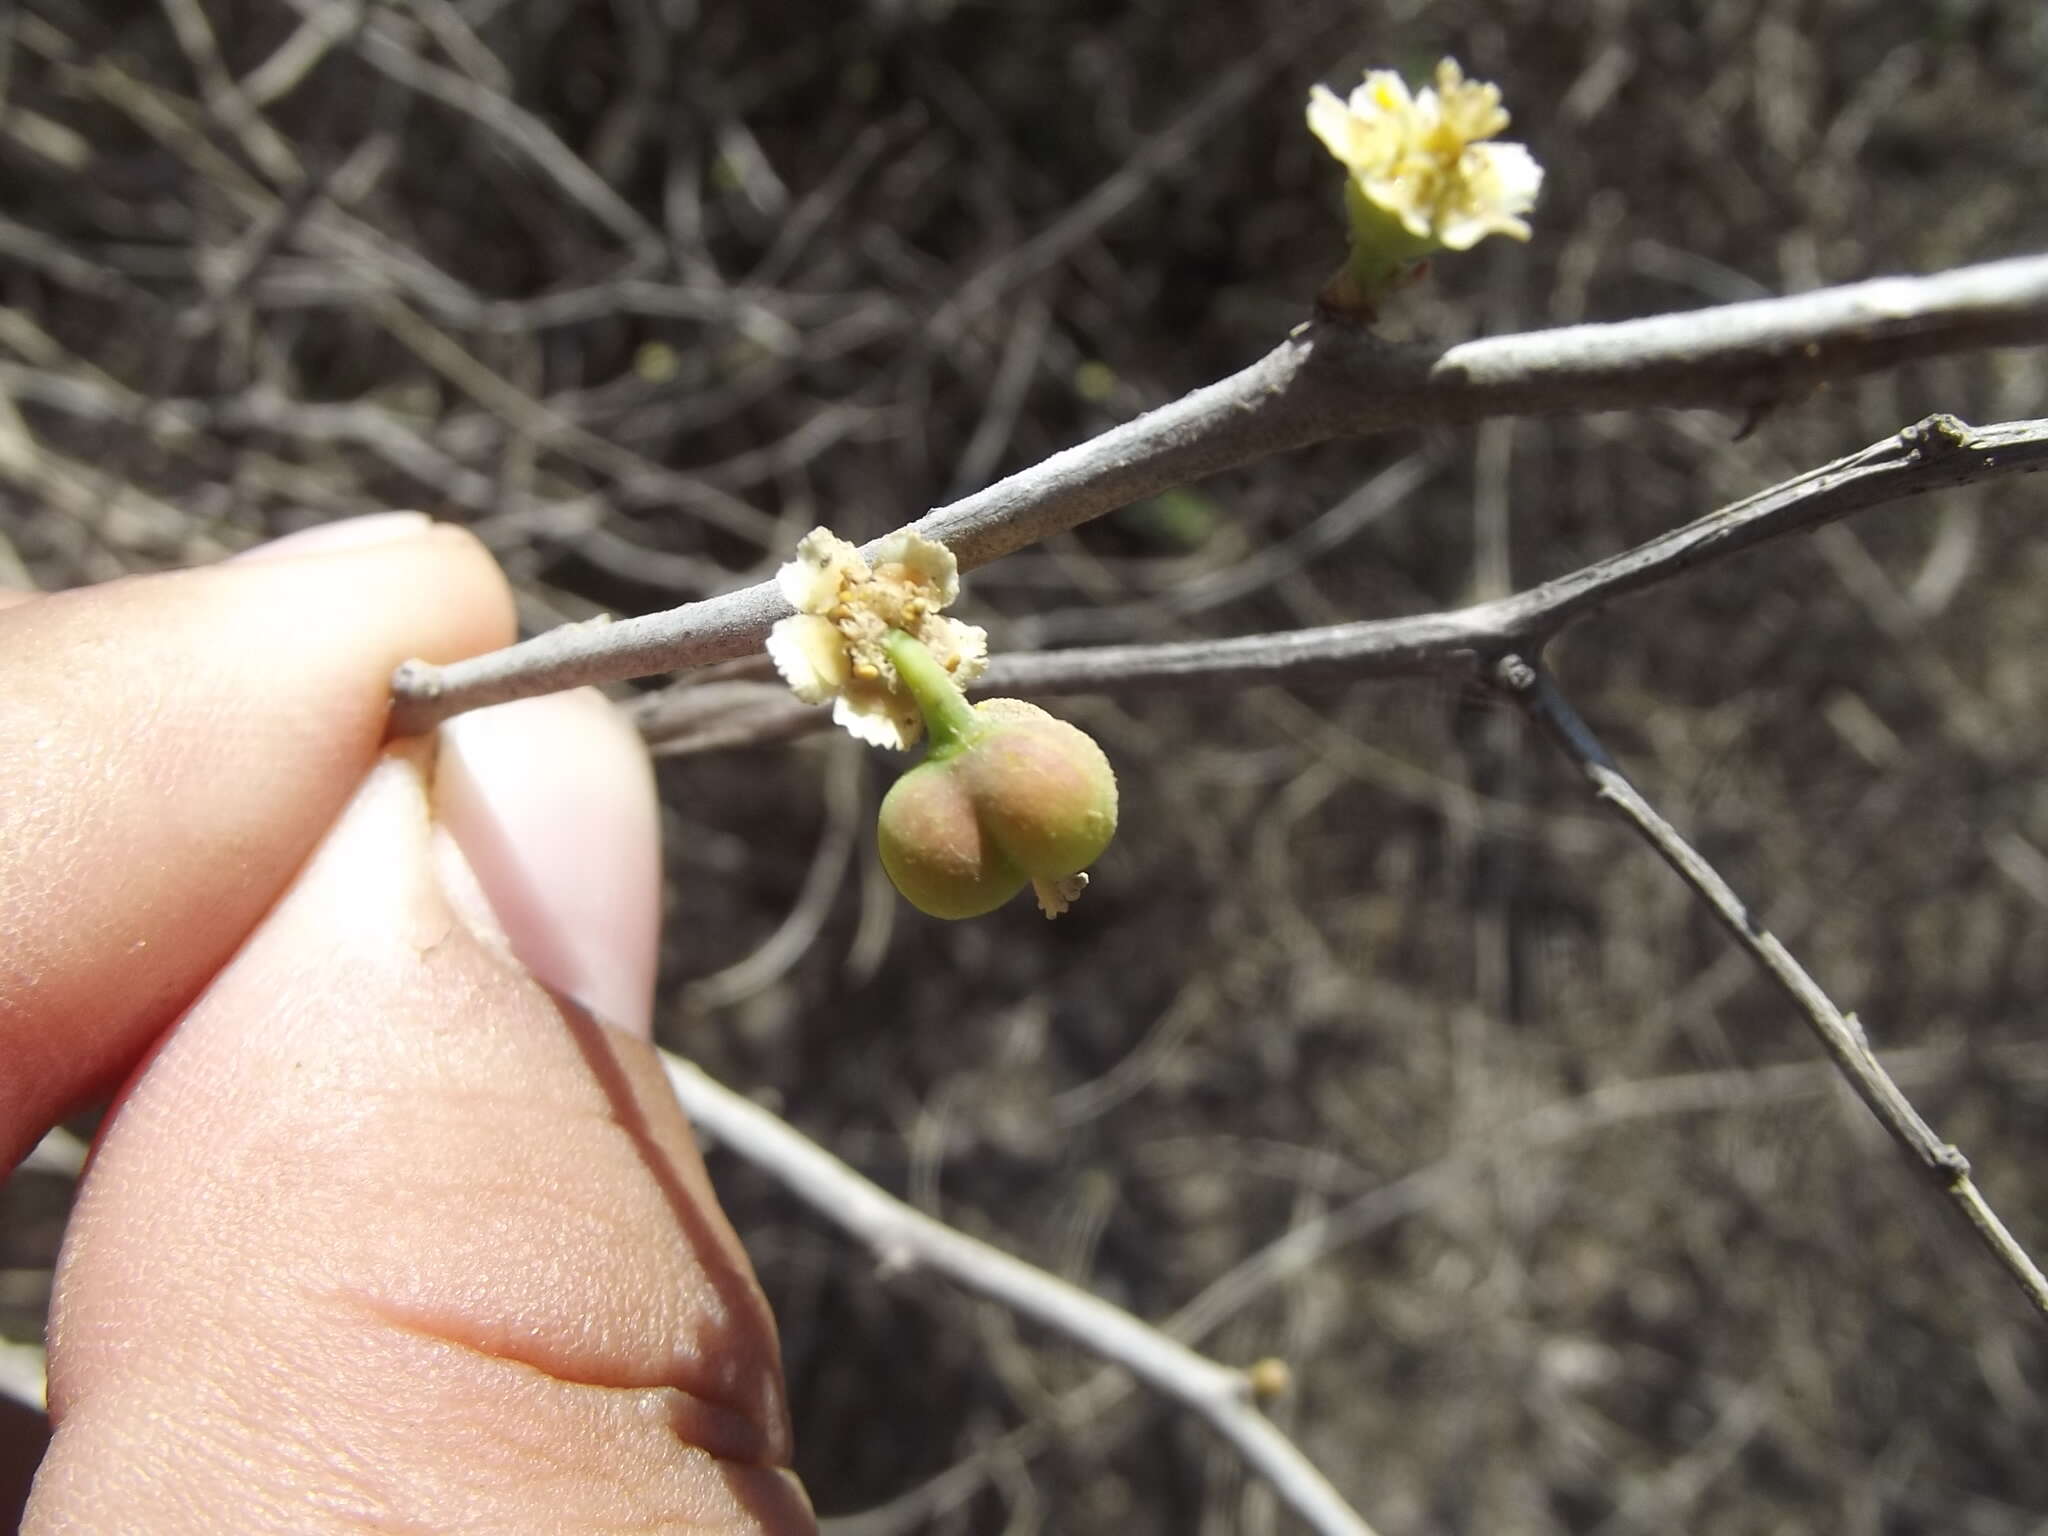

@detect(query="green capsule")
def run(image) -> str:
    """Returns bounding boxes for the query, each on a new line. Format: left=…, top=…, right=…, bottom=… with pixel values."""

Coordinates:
left=954, top=700, right=1118, bottom=881
left=877, top=637, right=1118, bottom=920
left=877, top=755, right=1029, bottom=920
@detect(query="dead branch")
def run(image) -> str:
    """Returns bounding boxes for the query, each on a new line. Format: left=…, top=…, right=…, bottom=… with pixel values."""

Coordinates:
left=1497, top=659, right=2048, bottom=1316
left=819, top=1046, right=1994, bottom=1531
left=658, top=1049, right=1382, bottom=1536
left=629, top=414, right=2048, bottom=752
left=389, top=255, right=2048, bottom=733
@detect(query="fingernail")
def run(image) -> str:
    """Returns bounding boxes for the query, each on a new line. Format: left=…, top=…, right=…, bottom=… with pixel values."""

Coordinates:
left=432, top=690, right=662, bottom=1038
left=232, top=512, right=433, bottom=563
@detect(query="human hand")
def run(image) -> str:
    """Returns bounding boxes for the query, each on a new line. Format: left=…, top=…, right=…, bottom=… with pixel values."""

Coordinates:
left=2, top=515, right=811, bottom=1532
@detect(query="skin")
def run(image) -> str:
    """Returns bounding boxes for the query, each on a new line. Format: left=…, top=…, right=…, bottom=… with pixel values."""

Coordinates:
left=1, top=517, right=813, bottom=1533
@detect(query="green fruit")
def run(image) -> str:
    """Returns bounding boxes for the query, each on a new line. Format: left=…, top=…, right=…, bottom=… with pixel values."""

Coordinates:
left=877, top=758, right=1028, bottom=919
left=877, top=699, right=1118, bottom=920
left=955, top=701, right=1118, bottom=877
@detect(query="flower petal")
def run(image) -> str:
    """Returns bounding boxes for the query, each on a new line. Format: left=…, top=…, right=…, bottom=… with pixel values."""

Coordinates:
left=1353, top=70, right=1413, bottom=121
left=870, top=530, right=960, bottom=606
left=1307, top=83, right=1362, bottom=163
left=1310, top=79, right=1406, bottom=174
left=936, top=619, right=989, bottom=687
left=764, top=524, right=986, bottom=749
left=1480, top=141, right=1544, bottom=211
left=833, top=687, right=921, bottom=749
left=777, top=527, right=868, bottom=613
left=1435, top=59, right=1509, bottom=141
left=766, top=613, right=850, bottom=704
left=1436, top=143, right=1541, bottom=248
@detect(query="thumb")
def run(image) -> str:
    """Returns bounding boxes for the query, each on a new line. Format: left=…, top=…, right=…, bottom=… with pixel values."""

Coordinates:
left=30, top=692, right=810, bottom=1533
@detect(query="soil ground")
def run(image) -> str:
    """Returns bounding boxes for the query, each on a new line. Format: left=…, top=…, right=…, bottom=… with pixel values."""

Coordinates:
left=4, top=2, right=2047, bottom=1531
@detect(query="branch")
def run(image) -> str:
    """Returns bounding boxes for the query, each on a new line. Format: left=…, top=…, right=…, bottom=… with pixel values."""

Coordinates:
left=279, top=0, right=663, bottom=258
left=657, top=1050, right=1382, bottom=1536
left=630, top=415, right=2048, bottom=753
left=0, top=1339, right=46, bottom=1414
left=388, top=255, right=2048, bottom=733
left=1496, top=658, right=2048, bottom=1317
left=823, top=1046, right=1987, bottom=1531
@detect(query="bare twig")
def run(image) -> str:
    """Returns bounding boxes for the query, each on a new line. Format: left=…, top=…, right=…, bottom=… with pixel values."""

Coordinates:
left=1496, top=658, right=2048, bottom=1317
left=926, top=0, right=1355, bottom=340
left=657, top=1050, right=1381, bottom=1536
left=823, top=1046, right=1992, bottom=1531
left=629, top=415, right=2048, bottom=752
left=390, top=256, right=2048, bottom=733
left=986, top=414, right=2048, bottom=687
left=1007, top=448, right=1443, bottom=647
left=236, top=0, right=360, bottom=110
left=682, top=738, right=862, bottom=1009
left=278, top=0, right=662, bottom=257
left=20, top=1126, right=88, bottom=1179
left=0, top=1339, right=47, bottom=1413
left=156, top=0, right=303, bottom=185
left=0, top=213, right=152, bottom=303
left=368, top=298, right=780, bottom=544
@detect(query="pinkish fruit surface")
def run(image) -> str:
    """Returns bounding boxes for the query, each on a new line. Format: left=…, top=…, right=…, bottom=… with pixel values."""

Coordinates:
left=955, top=703, right=1118, bottom=880
left=877, top=757, right=1028, bottom=919
left=878, top=699, right=1118, bottom=919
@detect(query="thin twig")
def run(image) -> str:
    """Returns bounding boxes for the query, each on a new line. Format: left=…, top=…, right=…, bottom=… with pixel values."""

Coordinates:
left=629, top=415, right=2048, bottom=752
left=0, top=1339, right=47, bottom=1413
left=987, top=414, right=2048, bottom=687
left=823, top=1045, right=1992, bottom=1532
left=279, top=0, right=662, bottom=256
left=657, top=1050, right=1381, bottom=1536
left=682, top=738, right=862, bottom=1009
left=389, top=255, right=2048, bottom=733
left=1496, top=657, right=2048, bottom=1317
left=926, top=0, right=1356, bottom=342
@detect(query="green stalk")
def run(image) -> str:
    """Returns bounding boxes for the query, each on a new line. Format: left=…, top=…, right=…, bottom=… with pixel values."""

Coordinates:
left=884, top=628, right=985, bottom=758
left=1318, top=180, right=1437, bottom=317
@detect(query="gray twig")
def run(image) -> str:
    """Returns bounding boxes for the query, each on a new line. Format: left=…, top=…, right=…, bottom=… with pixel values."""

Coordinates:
left=631, top=414, right=2048, bottom=752
left=1496, top=658, right=2048, bottom=1317
left=823, top=1047, right=1988, bottom=1531
left=389, top=255, right=2048, bottom=733
left=658, top=1050, right=1381, bottom=1536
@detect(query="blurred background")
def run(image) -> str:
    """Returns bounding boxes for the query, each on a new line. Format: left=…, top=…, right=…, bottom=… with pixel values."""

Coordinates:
left=4, top=0, right=2048, bottom=1530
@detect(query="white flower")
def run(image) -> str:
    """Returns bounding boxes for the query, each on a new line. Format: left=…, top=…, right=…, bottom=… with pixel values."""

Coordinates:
left=766, top=527, right=989, bottom=749
left=1307, top=58, right=1542, bottom=252
left=776, top=526, right=869, bottom=613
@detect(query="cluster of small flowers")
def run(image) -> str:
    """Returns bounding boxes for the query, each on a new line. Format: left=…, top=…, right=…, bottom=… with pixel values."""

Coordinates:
left=1307, top=58, right=1542, bottom=255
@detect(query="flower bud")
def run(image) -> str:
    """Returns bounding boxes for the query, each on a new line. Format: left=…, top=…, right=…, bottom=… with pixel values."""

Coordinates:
left=878, top=698, right=1118, bottom=920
